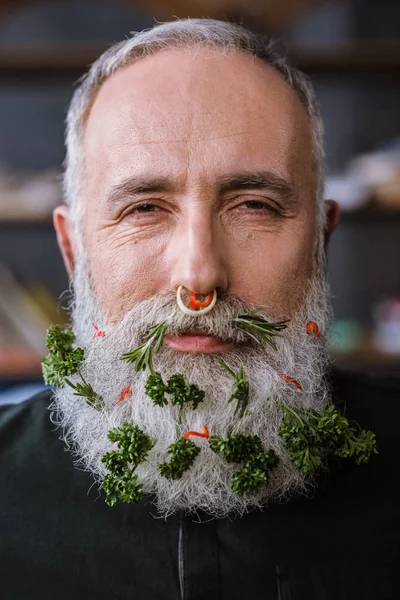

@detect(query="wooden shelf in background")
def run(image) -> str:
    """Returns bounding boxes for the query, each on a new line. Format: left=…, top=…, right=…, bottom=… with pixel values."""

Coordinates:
left=339, top=205, right=400, bottom=224
left=332, top=346, right=400, bottom=372
left=0, top=42, right=400, bottom=79
left=0, top=216, right=53, bottom=227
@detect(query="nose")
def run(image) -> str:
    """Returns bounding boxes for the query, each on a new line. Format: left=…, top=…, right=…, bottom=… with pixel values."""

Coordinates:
left=169, top=209, right=228, bottom=296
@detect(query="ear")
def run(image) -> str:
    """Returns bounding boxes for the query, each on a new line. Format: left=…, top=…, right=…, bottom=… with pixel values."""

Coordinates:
left=324, top=199, right=340, bottom=250
left=53, top=205, right=76, bottom=276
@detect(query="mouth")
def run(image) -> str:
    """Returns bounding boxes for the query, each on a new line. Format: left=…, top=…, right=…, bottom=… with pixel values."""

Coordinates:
left=163, top=331, right=234, bottom=354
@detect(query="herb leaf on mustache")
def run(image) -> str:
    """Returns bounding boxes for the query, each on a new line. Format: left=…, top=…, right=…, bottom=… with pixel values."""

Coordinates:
left=121, top=321, right=167, bottom=373
left=209, top=433, right=279, bottom=494
left=64, top=371, right=104, bottom=411
left=159, top=437, right=201, bottom=480
left=232, top=311, right=288, bottom=352
left=42, top=325, right=84, bottom=387
left=101, top=423, right=155, bottom=506
left=220, top=362, right=249, bottom=418
left=278, top=403, right=378, bottom=474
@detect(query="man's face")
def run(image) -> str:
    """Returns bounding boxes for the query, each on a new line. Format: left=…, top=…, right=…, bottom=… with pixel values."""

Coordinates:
left=52, top=48, right=337, bottom=516
left=79, top=48, right=317, bottom=335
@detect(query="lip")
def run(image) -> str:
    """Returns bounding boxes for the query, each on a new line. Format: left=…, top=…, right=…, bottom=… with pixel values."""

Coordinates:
left=164, top=332, right=233, bottom=353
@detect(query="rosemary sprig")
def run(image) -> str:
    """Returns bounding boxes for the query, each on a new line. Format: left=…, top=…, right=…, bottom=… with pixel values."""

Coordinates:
left=220, top=362, right=249, bottom=418
left=159, top=437, right=201, bottom=480
left=41, top=324, right=84, bottom=387
left=101, top=423, right=155, bottom=506
left=232, top=310, right=288, bottom=351
left=121, top=321, right=167, bottom=373
left=64, top=371, right=104, bottom=411
left=278, top=402, right=378, bottom=474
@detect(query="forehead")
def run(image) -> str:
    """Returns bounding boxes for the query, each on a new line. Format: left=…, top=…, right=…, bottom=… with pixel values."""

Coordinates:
left=83, top=48, right=314, bottom=197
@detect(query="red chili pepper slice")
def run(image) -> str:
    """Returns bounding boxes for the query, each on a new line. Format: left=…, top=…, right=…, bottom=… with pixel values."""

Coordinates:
left=92, top=322, right=105, bottom=337
left=306, top=321, right=320, bottom=338
left=188, top=291, right=214, bottom=310
left=117, top=386, right=132, bottom=403
left=279, top=373, right=303, bottom=392
left=183, top=425, right=210, bottom=440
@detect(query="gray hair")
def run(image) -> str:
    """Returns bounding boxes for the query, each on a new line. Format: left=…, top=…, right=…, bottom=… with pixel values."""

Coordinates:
left=63, top=18, right=325, bottom=229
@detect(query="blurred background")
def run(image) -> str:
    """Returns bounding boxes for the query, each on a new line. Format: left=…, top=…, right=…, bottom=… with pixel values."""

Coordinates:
left=0, top=0, right=399, bottom=404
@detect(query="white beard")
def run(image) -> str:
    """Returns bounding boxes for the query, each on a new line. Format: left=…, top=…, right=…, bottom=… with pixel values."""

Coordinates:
left=50, top=248, right=333, bottom=518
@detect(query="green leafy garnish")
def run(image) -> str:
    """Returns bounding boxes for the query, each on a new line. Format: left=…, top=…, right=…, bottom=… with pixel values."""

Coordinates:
left=279, top=403, right=378, bottom=474
left=101, top=423, right=155, bottom=506
left=145, top=372, right=168, bottom=407
left=209, top=433, right=264, bottom=463
left=121, top=321, right=167, bottom=373
left=102, top=472, right=144, bottom=506
left=145, top=372, right=205, bottom=418
left=220, top=362, right=249, bottom=418
left=209, top=433, right=279, bottom=494
left=41, top=324, right=84, bottom=386
left=159, top=437, right=201, bottom=480
left=335, top=428, right=378, bottom=464
left=232, top=311, right=288, bottom=351
left=65, top=371, right=104, bottom=410
left=231, top=464, right=268, bottom=494
left=167, top=374, right=205, bottom=411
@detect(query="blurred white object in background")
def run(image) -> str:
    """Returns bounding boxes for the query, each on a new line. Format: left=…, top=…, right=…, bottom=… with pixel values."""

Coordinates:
left=324, top=174, right=370, bottom=211
left=348, top=150, right=400, bottom=189
left=0, top=164, right=62, bottom=221
left=373, top=297, right=400, bottom=354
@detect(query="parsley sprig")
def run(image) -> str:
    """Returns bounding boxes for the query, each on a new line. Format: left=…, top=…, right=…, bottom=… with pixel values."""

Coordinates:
left=279, top=403, right=378, bottom=474
left=210, top=433, right=279, bottom=494
left=220, top=362, right=249, bottom=418
left=232, top=311, right=288, bottom=351
left=41, top=325, right=84, bottom=386
left=121, top=321, right=167, bottom=373
left=145, top=372, right=205, bottom=419
left=145, top=372, right=168, bottom=407
left=209, top=433, right=264, bottom=463
left=159, top=437, right=201, bottom=480
left=101, top=423, right=155, bottom=506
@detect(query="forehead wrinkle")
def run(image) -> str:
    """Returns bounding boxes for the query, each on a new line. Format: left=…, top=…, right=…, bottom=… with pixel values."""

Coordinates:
left=105, top=129, right=252, bottom=148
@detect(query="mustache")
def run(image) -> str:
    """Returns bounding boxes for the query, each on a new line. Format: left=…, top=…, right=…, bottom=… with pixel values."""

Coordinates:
left=106, top=292, right=287, bottom=347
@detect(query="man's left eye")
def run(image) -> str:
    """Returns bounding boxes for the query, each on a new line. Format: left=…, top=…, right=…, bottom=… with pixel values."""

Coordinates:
left=134, top=203, right=159, bottom=213
left=241, top=200, right=279, bottom=214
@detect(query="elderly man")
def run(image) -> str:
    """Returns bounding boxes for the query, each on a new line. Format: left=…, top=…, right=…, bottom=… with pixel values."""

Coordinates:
left=1, top=19, right=399, bottom=600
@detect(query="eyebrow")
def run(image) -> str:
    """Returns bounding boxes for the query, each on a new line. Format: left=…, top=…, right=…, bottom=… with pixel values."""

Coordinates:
left=217, top=171, right=296, bottom=204
left=105, top=170, right=297, bottom=209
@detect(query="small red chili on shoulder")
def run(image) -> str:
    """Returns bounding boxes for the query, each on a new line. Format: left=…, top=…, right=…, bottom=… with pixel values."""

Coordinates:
left=183, top=425, right=210, bottom=440
left=117, top=386, right=132, bottom=403
left=279, top=374, right=303, bottom=392
left=306, top=321, right=320, bottom=338
left=188, top=291, right=214, bottom=310
left=92, top=323, right=105, bottom=337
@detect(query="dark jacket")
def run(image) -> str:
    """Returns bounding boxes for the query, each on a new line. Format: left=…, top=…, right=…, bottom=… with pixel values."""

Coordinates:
left=1, top=369, right=399, bottom=599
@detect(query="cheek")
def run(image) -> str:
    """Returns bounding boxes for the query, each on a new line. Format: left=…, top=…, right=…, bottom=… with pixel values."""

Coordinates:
left=85, top=226, right=168, bottom=320
left=229, top=227, right=315, bottom=317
